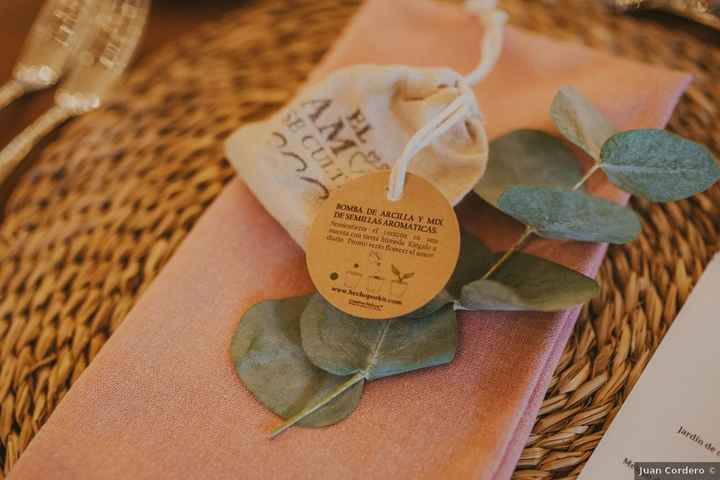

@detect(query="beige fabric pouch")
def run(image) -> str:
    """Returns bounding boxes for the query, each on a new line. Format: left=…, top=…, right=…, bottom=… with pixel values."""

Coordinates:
left=225, top=3, right=506, bottom=247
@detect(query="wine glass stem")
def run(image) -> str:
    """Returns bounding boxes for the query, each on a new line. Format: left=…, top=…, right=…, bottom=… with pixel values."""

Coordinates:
left=0, top=80, right=25, bottom=111
left=0, top=105, right=73, bottom=184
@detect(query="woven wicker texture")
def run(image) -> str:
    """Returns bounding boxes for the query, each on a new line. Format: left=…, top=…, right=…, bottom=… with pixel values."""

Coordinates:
left=0, top=0, right=718, bottom=477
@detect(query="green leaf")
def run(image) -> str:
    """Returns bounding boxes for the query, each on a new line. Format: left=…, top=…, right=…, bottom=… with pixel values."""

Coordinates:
left=405, top=230, right=494, bottom=318
left=300, top=294, right=457, bottom=381
left=459, top=252, right=600, bottom=311
left=498, top=186, right=641, bottom=244
left=231, top=296, right=364, bottom=429
left=475, top=129, right=584, bottom=205
left=406, top=291, right=456, bottom=319
left=446, top=229, right=494, bottom=298
left=551, top=86, right=617, bottom=160
left=600, top=129, right=720, bottom=201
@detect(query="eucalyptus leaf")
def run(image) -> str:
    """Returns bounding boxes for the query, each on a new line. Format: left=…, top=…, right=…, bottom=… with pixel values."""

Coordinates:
left=406, top=290, right=456, bottom=319
left=300, top=294, right=457, bottom=381
left=459, top=252, right=600, bottom=311
left=600, top=129, right=720, bottom=201
left=474, top=129, right=584, bottom=205
left=446, top=229, right=494, bottom=298
left=231, top=296, right=364, bottom=429
left=406, top=230, right=494, bottom=317
left=498, top=186, right=641, bottom=244
left=551, top=86, right=617, bottom=160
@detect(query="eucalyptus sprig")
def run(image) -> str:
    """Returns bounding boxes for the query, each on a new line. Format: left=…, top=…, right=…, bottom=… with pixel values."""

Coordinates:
left=232, top=295, right=457, bottom=438
left=231, top=85, right=720, bottom=437
left=469, top=86, right=720, bottom=297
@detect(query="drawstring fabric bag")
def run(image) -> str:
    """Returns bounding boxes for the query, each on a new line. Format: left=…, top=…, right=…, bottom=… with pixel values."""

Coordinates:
left=226, top=1, right=507, bottom=247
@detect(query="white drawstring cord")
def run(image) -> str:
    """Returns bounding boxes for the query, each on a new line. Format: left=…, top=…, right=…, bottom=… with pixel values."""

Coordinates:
left=387, top=86, right=475, bottom=201
left=386, top=0, right=508, bottom=201
left=464, top=0, right=509, bottom=85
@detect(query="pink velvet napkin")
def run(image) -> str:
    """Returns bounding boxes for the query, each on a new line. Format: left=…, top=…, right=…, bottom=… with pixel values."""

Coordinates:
left=10, top=1, right=690, bottom=479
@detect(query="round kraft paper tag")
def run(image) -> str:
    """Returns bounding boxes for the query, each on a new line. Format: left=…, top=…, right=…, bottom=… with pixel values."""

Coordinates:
left=306, top=171, right=460, bottom=320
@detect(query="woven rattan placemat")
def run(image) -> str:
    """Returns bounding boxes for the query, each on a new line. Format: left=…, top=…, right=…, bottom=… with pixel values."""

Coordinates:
left=0, top=0, right=718, bottom=477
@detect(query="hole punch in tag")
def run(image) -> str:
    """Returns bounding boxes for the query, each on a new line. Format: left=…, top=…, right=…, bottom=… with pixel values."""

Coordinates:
left=306, top=171, right=460, bottom=320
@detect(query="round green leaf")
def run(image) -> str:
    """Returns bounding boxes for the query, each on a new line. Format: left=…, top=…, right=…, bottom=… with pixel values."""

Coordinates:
left=300, top=294, right=457, bottom=381
left=459, top=252, right=600, bottom=312
left=406, top=290, right=455, bottom=319
left=498, top=186, right=641, bottom=244
left=550, top=86, right=617, bottom=160
left=600, top=129, right=720, bottom=201
left=231, top=296, right=364, bottom=428
left=445, top=229, right=494, bottom=298
left=405, top=230, right=494, bottom=317
left=475, top=129, right=584, bottom=206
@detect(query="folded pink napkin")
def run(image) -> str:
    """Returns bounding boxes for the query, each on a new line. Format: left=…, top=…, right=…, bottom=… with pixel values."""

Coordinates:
left=10, top=1, right=690, bottom=479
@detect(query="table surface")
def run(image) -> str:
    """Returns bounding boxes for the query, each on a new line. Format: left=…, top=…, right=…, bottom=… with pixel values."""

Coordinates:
left=0, top=0, right=241, bottom=209
left=0, top=1, right=718, bottom=478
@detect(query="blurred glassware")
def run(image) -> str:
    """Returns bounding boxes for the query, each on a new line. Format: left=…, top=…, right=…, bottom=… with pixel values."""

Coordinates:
left=0, top=0, right=150, bottom=185
left=608, top=0, right=720, bottom=31
left=0, top=0, right=98, bottom=111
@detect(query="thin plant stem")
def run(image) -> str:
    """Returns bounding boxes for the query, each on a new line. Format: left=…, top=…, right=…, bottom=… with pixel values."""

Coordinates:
left=481, top=226, right=534, bottom=280
left=571, top=163, right=601, bottom=191
left=270, top=371, right=366, bottom=439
